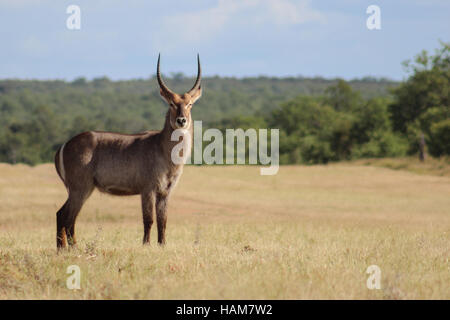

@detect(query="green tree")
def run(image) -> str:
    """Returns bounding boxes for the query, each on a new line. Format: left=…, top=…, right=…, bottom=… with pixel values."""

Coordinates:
left=389, top=42, right=450, bottom=155
left=324, top=79, right=363, bottom=112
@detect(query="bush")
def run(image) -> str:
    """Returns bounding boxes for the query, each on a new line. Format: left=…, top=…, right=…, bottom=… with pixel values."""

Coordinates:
left=353, top=131, right=408, bottom=158
left=428, top=119, right=450, bottom=156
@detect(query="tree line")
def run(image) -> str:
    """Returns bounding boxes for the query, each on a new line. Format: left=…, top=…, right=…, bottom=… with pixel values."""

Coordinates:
left=0, top=43, right=448, bottom=165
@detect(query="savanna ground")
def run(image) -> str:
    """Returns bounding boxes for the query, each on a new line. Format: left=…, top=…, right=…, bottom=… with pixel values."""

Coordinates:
left=0, top=160, right=449, bottom=299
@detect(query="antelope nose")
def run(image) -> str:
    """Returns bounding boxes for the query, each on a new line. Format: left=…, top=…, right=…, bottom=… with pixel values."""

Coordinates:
left=176, top=117, right=187, bottom=127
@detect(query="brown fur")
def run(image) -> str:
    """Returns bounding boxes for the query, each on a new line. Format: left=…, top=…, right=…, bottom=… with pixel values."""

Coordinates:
left=54, top=56, right=201, bottom=249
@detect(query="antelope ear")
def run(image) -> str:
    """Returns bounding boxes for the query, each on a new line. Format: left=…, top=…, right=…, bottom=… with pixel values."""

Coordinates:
left=190, top=86, right=202, bottom=104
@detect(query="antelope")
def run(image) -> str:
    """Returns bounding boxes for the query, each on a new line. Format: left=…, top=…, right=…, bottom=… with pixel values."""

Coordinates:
left=54, top=54, right=202, bottom=249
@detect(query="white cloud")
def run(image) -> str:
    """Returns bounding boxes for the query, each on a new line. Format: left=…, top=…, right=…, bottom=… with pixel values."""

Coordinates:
left=265, top=0, right=325, bottom=25
left=156, top=0, right=325, bottom=49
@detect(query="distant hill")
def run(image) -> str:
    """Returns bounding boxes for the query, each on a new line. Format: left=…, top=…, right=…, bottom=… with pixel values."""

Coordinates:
left=0, top=76, right=398, bottom=129
left=0, top=76, right=398, bottom=164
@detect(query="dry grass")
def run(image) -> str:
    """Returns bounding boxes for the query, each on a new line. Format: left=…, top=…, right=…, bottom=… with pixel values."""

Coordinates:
left=352, top=156, right=450, bottom=177
left=0, top=163, right=449, bottom=299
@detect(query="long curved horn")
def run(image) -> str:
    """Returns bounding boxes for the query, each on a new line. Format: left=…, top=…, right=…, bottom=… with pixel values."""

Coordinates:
left=156, top=53, right=175, bottom=96
left=188, top=54, right=201, bottom=95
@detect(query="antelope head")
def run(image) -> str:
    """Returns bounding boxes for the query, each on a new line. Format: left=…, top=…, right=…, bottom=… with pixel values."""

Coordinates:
left=157, top=54, right=202, bottom=130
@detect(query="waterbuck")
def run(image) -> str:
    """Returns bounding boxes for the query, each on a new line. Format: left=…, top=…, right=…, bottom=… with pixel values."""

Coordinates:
left=54, top=54, right=202, bottom=249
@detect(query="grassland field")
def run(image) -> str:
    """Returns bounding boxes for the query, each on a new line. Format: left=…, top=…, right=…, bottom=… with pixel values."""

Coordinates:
left=0, top=160, right=449, bottom=299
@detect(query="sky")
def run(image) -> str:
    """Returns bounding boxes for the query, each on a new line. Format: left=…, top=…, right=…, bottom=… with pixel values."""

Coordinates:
left=0, top=0, right=449, bottom=81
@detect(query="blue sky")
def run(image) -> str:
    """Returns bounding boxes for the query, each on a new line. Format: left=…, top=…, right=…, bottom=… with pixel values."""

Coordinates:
left=0, top=0, right=448, bottom=81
